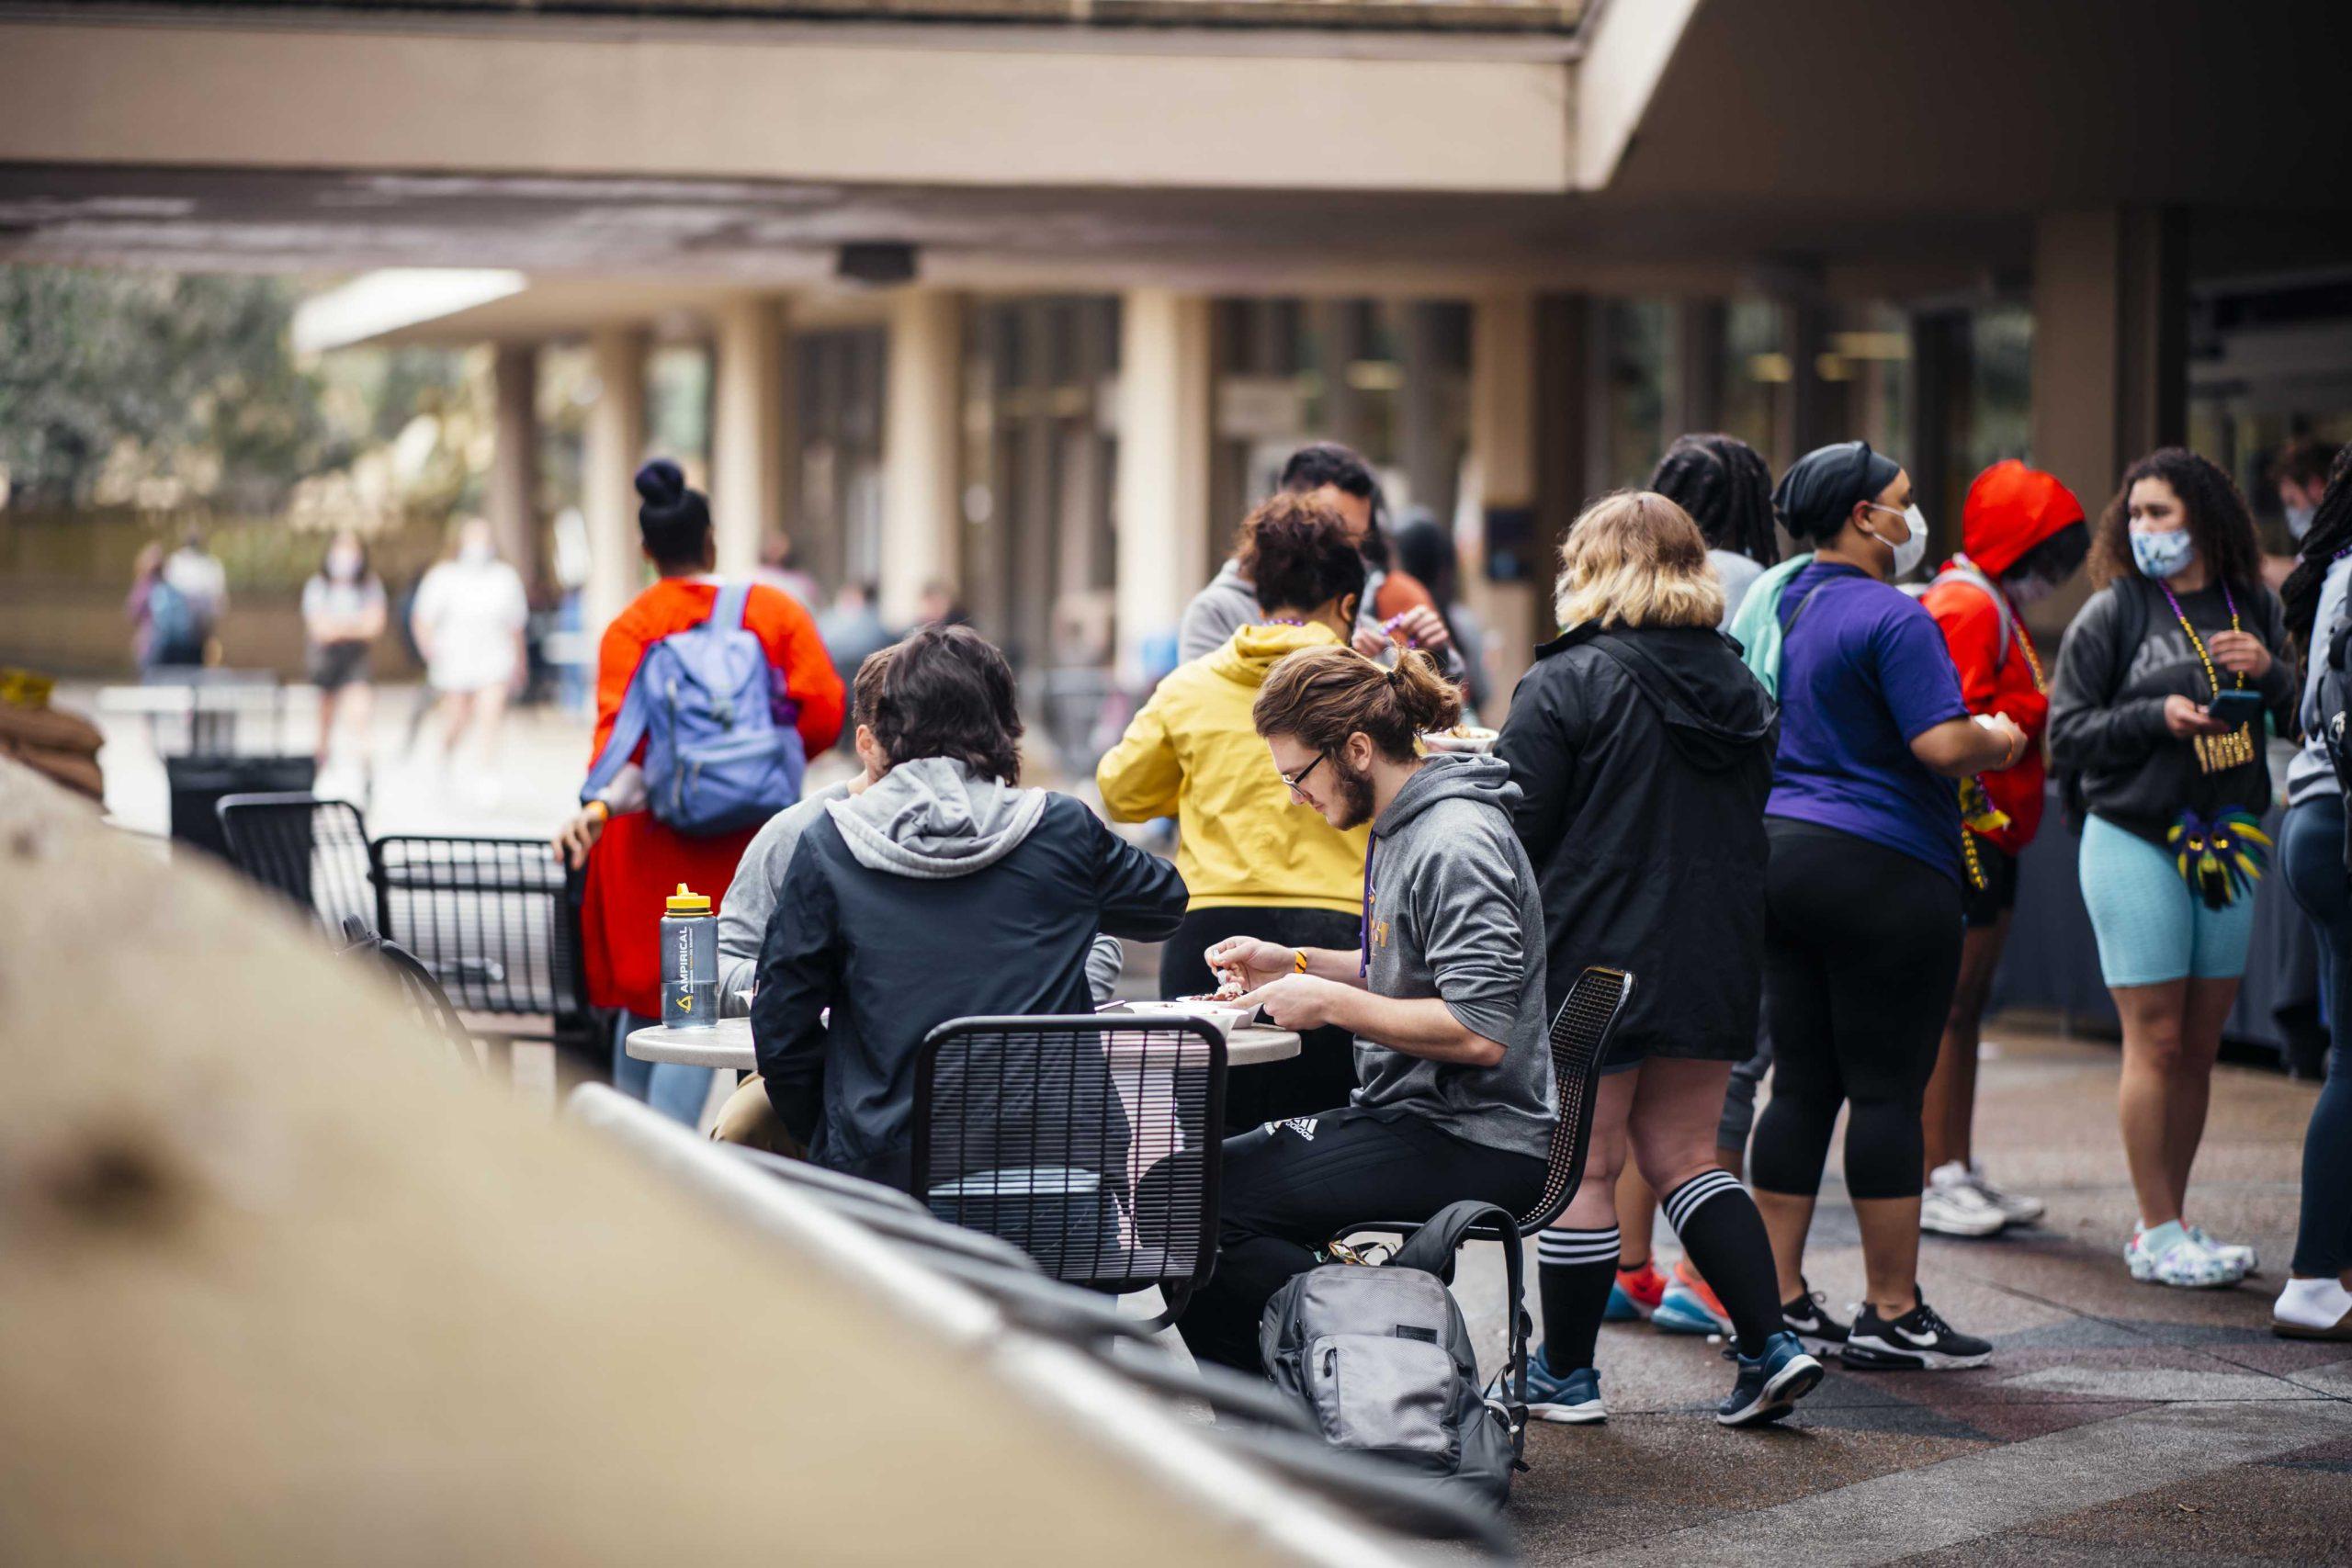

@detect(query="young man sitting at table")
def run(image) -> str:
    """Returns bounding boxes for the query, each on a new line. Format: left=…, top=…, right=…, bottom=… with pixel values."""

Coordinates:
left=1173, top=645, right=1557, bottom=1376
left=734, top=624, right=1189, bottom=1189
left=709, top=641, right=1127, bottom=1147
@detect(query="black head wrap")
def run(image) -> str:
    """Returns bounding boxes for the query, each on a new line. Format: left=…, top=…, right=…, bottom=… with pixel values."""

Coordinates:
left=1772, top=440, right=1900, bottom=543
left=635, top=458, right=712, bottom=565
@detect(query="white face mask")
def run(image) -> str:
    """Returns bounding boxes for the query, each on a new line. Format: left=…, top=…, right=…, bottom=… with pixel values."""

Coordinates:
left=460, top=539, right=493, bottom=566
left=1865, top=502, right=1929, bottom=579
left=2287, top=502, right=2318, bottom=541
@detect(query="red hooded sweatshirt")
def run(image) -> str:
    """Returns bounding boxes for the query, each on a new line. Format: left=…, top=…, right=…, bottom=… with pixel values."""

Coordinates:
left=1922, top=460, right=2084, bottom=855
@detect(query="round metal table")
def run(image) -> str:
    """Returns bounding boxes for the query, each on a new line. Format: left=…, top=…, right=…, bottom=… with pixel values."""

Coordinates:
left=624, top=1016, right=1303, bottom=1072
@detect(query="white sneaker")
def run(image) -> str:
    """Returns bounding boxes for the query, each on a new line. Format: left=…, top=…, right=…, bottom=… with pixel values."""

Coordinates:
left=1921, top=1163, right=2007, bottom=1237
left=2189, top=1225, right=2258, bottom=1277
left=2127, top=1224, right=2246, bottom=1289
left=1962, top=1161, right=2044, bottom=1225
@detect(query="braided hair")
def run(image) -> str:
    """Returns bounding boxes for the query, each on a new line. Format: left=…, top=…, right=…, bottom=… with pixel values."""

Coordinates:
left=1648, top=433, right=1779, bottom=567
left=2281, top=445, right=2352, bottom=660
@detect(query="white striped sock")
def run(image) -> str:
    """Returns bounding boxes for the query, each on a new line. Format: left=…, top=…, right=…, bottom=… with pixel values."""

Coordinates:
left=1664, top=1169, right=1742, bottom=1235
left=1536, top=1226, right=1621, bottom=1268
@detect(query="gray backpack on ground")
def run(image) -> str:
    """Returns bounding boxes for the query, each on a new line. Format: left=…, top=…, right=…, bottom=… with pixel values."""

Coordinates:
left=1258, top=1201, right=1528, bottom=1506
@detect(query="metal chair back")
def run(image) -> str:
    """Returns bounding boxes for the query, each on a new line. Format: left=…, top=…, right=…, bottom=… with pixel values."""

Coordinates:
left=912, top=1012, right=1225, bottom=1314
left=338, top=916, right=477, bottom=1069
left=217, top=793, right=373, bottom=935
left=370, top=835, right=595, bottom=1058
left=1515, top=964, right=1634, bottom=1234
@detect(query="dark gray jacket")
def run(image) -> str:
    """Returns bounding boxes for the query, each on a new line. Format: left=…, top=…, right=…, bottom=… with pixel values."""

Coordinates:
left=1356, top=754, right=1556, bottom=1160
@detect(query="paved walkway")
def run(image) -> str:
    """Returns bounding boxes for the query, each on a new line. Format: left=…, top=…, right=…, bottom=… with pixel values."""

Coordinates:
left=1462, top=1028, right=2348, bottom=1565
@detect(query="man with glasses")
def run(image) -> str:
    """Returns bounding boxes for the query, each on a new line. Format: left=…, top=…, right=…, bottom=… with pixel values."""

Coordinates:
left=1170, top=642, right=1556, bottom=1376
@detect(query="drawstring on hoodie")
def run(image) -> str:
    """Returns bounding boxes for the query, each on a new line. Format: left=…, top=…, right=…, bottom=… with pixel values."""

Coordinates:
left=1359, top=829, right=1378, bottom=978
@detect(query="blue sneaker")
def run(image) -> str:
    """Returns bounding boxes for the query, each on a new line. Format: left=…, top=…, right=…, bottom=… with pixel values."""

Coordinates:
left=1717, top=1330, right=1824, bottom=1427
left=1492, top=1351, right=1607, bottom=1424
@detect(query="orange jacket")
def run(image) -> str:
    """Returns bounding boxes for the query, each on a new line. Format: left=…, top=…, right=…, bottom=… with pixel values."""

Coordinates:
left=1923, top=461, right=2085, bottom=856
left=582, top=577, right=846, bottom=1016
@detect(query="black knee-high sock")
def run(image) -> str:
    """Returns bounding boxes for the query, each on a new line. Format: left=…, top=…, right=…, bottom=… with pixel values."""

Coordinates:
left=1536, top=1226, right=1619, bottom=1375
left=1663, top=1170, right=1783, bottom=1359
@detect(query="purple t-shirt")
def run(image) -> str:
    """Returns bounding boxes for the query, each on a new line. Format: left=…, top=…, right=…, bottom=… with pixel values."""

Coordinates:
left=1765, top=562, right=1969, bottom=880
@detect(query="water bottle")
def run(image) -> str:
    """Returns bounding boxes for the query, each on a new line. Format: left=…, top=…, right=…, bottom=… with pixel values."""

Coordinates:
left=661, top=883, right=718, bottom=1030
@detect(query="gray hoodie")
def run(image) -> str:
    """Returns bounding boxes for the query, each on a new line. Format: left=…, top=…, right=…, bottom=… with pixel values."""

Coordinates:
left=720, top=774, right=1123, bottom=1010
left=826, top=756, right=1051, bottom=878
left=1356, top=753, right=1556, bottom=1160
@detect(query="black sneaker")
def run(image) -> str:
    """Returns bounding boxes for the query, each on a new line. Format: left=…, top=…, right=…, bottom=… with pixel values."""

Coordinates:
left=1841, top=1295, right=1993, bottom=1371
left=1717, top=1329, right=1824, bottom=1427
left=1781, top=1285, right=1849, bottom=1357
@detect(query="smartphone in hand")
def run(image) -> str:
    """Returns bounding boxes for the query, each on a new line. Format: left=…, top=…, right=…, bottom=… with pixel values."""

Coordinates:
left=2203, top=688, right=2266, bottom=727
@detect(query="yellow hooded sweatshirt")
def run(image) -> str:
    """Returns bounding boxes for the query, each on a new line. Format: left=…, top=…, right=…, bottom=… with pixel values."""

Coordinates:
left=1097, top=621, right=1368, bottom=914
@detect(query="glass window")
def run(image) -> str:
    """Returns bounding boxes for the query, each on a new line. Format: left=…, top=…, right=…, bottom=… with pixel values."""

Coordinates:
left=1721, top=299, right=1792, bottom=466
left=1601, top=299, right=1677, bottom=489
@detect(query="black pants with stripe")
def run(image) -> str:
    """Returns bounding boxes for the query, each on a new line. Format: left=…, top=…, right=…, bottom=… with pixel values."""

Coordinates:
left=1174, top=1106, right=1547, bottom=1375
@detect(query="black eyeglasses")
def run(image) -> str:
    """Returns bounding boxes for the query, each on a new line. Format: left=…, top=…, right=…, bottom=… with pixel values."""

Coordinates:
left=1279, top=752, right=1329, bottom=799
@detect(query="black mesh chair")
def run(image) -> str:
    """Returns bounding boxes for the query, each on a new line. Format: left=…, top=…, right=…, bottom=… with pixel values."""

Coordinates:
left=912, top=1012, right=1225, bottom=1323
left=217, top=794, right=374, bottom=936
left=371, top=835, right=599, bottom=1070
left=338, top=916, right=478, bottom=1070
left=1340, top=967, right=1634, bottom=1452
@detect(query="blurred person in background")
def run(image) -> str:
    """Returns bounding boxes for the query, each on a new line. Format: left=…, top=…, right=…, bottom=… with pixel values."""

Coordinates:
left=300, top=530, right=388, bottom=774
left=1498, top=491, right=1818, bottom=1429
left=2267, top=446, right=2352, bottom=1337
left=1178, top=441, right=1454, bottom=669
left=2049, top=448, right=2296, bottom=1289
left=817, top=581, right=896, bottom=749
left=162, top=524, right=229, bottom=661
left=409, top=516, right=529, bottom=797
left=2265, top=438, right=2340, bottom=591
left=553, top=460, right=844, bottom=1125
left=1741, top=441, right=2024, bottom=1371
left=755, top=535, right=823, bottom=610
left=1915, top=461, right=2088, bottom=1239
left=913, top=580, right=969, bottom=628
left=124, top=541, right=172, bottom=673
left=1393, top=508, right=1491, bottom=717
left=1651, top=433, right=1781, bottom=627
left=1098, top=493, right=1371, bottom=1130
left=1601, top=432, right=1781, bottom=1334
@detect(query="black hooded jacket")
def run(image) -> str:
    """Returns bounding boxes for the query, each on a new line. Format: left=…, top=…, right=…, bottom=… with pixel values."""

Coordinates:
left=1496, top=622, right=1780, bottom=1063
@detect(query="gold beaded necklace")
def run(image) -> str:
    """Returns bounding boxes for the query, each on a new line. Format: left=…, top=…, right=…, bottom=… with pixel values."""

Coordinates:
left=2156, top=578, right=2256, bottom=773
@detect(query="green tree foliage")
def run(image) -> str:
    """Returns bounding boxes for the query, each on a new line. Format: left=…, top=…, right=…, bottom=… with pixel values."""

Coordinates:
left=0, top=265, right=344, bottom=511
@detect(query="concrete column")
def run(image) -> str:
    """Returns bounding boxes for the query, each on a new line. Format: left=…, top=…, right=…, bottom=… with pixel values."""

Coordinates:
left=710, top=295, right=788, bottom=581
left=582, top=326, right=649, bottom=646
left=879, top=288, right=966, bottom=629
left=488, top=343, right=542, bottom=592
left=1462, top=292, right=1540, bottom=712
left=1114, top=288, right=1213, bottom=682
left=2031, top=207, right=2188, bottom=513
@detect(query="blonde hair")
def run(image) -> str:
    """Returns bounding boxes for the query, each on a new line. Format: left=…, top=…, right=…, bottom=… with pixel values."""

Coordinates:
left=1554, top=490, right=1725, bottom=631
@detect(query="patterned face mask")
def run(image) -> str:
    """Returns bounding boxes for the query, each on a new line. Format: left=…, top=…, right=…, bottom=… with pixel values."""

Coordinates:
left=2131, top=528, right=2194, bottom=581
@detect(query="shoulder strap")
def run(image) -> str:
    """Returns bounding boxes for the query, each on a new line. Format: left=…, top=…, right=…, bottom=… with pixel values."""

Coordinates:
left=1391, top=1200, right=1522, bottom=1280
left=1936, top=558, right=2015, bottom=673
left=712, top=580, right=753, bottom=634
left=2103, top=577, right=2149, bottom=705
left=581, top=646, right=658, bottom=802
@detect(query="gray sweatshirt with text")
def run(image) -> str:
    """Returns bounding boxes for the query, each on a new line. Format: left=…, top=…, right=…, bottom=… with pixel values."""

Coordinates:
left=1355, top=753, right=1556, bottom=1160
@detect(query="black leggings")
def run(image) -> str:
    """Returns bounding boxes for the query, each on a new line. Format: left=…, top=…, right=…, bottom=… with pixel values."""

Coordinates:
left=1161, top=905, right=1363, bottom=1134
left=1751, top=821, right=1962, bottom=1203
left=1174, top=1107, right=1547, bottom=1374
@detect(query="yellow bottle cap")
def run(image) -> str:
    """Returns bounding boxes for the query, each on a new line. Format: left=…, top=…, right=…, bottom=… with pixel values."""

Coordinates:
left=665, top=883, right=711, bottom=916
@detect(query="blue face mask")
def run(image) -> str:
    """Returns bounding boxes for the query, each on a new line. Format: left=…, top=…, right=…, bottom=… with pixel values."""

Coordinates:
left=2131, top=528, right=2195, bottom=581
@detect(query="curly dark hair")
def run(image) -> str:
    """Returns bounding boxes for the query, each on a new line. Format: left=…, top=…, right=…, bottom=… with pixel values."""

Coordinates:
left=1238, top=493, right=1366, bottom=617
left=2088, top=447, right=2262, bottom=592
left=1648, top=433, right=1780, bottom=567
left=866, top=624, right=1023, bottom=784
left=2281, top=445, right=2352, bottom=660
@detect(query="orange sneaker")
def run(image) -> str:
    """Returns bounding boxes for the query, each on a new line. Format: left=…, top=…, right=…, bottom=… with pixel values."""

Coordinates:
left=1604, top=1258, right=1668, bottom=1322
left=1654, top=1257, right=1733, bottom=1336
